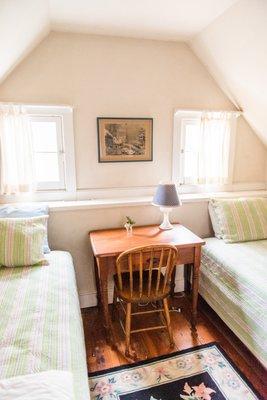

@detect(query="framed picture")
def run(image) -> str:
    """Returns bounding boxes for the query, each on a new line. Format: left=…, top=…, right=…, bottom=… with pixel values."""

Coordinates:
left=97, top=117, right=153, bottom=162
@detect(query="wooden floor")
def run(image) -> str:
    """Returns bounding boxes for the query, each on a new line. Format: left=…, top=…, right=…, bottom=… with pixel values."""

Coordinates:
left=82, top=295, right=267, bottom=398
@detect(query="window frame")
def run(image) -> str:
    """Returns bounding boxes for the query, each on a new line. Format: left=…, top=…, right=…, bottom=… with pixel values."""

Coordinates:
left=172, top=109, right=239, bottom=193
left=26, top=105, right=76, bottom=196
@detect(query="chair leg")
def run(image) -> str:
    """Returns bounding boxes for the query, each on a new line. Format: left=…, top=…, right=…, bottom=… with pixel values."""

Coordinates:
left=125, top=302, right=131, bottom=356
left=112, top=286, right=117, bottom=321
left=163, top=297, right=174, bottom=347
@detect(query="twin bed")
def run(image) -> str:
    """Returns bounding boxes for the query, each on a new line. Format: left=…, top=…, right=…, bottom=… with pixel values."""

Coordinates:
left=0, top=251, right=89, bottom=399
left=200, top=235, right=267, bottom=367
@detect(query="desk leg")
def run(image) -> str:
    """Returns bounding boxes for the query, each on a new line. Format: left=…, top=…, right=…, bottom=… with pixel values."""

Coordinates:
left=191, top=247, right=201, bottom=331
left=97, top=257, right=114, bottom=343
left=184, top=263, right=192, bottom=295
left=170, top=265, right=176, bottom=297
left=94, top=257, right=102, bottom=311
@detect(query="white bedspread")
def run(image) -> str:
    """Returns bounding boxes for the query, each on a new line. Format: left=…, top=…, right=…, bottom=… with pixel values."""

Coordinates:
left=0, top=370, right=75, bottom=400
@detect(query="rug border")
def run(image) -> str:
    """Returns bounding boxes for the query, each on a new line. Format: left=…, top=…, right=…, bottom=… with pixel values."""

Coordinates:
left=88, top=341, right=264, bottom=399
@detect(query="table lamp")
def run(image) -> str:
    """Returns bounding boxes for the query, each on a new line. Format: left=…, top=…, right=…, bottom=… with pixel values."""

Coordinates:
left=152, top=183, right=182, bottom=230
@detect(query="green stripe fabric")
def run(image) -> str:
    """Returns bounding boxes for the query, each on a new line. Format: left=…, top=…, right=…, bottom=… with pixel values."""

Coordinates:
left=0, top=251, right=89, bottom=400
left=200, top=238, right=267, bottom=367
left=209, top=197, right=267, bottom=243
left=0, top=216, right=48, bottom=267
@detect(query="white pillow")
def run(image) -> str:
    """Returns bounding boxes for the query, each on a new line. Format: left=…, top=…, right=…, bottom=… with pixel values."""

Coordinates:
left=0, top=371, right=74, bottom=400
left=208, top=200, right=223, bottom=238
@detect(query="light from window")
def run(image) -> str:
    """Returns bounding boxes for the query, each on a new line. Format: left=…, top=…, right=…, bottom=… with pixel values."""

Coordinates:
left=174, top=111, right=239, bottom=186
left=30, top=116, right=65, bottom=190
left=182, top=120, right=200, bottom=183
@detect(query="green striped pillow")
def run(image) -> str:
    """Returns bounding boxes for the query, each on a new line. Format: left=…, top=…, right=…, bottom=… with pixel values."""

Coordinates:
left=209, top=198, right=267, bottom=243
left=0, top=216, right=49, bottom=267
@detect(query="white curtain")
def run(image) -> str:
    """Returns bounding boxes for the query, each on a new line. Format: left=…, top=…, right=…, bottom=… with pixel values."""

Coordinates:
left=0, top=105, right=35, bottom=195
left=194, top=111, right=238, bottom=185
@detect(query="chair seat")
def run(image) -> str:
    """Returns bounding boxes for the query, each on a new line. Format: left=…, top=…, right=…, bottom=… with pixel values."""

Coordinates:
left=114, top=269, right=171, bottom=303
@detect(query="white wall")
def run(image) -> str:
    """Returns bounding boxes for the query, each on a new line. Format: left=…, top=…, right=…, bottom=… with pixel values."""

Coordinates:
left=0, top=32, right=266, bottom=306
left=191, top=0, right=267, bottom=146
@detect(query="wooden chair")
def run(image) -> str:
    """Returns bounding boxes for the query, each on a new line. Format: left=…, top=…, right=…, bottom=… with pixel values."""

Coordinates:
left=113, top=244, right=178, bottom=356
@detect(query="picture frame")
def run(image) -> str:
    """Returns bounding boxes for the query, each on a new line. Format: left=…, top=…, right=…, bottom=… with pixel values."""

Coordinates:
left=97, top=117, right=153, bottom=162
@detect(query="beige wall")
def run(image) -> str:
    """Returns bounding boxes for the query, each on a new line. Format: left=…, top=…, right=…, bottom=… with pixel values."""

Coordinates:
left=234, top=117, right=266, bottom=183
left=0, top=32, right=266, bottom=306
left=0, top=32, right=265, bottom=189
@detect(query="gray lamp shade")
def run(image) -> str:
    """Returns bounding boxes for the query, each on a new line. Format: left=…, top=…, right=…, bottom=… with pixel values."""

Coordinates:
left=152, top=183, right=182, bottom=207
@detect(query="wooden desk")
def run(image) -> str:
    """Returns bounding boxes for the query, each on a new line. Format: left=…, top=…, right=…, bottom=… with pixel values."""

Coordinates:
left=89, top=224, right=205, bottom=342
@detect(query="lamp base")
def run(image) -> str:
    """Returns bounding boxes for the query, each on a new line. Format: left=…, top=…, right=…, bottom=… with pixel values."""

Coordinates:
left=159, top=207, right=173, bottom=230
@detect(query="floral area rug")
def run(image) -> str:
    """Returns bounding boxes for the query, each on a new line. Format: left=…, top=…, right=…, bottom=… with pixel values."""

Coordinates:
left=88, top=343, right=263, bottom=400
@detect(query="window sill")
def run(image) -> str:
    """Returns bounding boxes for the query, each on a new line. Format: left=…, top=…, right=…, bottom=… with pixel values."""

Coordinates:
left=48, top=190, right=267, bottom=212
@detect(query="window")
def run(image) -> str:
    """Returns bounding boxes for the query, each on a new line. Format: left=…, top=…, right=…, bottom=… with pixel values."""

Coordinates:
left=173, top=110, right=240, bottom=188
left=0, top=104, right=76, bottom=198
left=27, top=106, right=76, bottom=193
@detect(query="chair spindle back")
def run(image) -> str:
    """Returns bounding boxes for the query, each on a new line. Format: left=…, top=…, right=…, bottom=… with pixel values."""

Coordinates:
left=116, top=244, right=178, bottom=300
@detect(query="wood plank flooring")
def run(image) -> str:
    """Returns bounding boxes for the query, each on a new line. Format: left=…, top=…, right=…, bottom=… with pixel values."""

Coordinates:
left=82, top=295, right=267, bottom=398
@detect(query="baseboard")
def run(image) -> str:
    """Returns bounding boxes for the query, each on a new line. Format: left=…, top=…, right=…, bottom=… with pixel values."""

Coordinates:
left=79, top=277, right=185, bottom=308
left=79, top=291, right=98, bottom=309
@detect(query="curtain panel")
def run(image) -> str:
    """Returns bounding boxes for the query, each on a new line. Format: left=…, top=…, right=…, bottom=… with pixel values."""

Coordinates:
left=187, top=111, right=239, bottom=185
left=0, top=105, right=35, bottom=195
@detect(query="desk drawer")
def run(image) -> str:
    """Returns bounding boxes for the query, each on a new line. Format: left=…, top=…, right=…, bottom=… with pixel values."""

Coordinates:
left=105, top=246, right=197, bottom=273
left=177, top=247, right=195, bottom=264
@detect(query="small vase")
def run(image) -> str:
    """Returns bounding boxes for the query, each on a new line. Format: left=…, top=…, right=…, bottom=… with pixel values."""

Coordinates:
left=124, top=223, right=133, bottom=236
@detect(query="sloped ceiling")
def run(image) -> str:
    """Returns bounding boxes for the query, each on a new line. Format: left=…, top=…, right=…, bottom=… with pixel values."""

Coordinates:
left=0, top=0, right=50, bottom=83
left=191, top=0, right=267, bottom=146
left=0, top=0, right=238, bottom=84
left=49, top=0, right=238, bottom=41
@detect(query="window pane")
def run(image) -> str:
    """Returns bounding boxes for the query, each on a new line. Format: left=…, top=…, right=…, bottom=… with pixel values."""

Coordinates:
left=31, top=121, right=58, bottom=152
left=184, top=123, right=199, bottom=179
left=184, top=123, right=199, bottom=152
left=34, top=153, right=60, bottom=182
